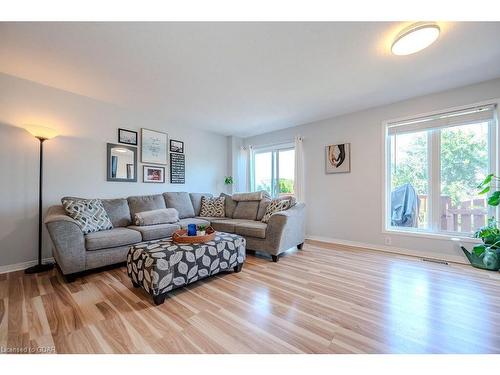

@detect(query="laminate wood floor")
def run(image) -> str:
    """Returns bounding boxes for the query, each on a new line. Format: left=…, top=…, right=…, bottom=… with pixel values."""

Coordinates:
left=1, top=241, right=500, bottom=354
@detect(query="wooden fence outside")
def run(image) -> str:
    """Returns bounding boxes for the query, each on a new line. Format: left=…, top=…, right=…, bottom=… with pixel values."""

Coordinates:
left=418, top=195, right=488, bottom=233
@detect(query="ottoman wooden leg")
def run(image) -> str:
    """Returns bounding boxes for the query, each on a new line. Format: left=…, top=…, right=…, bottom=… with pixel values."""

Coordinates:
left=234, top=263, right=243, bottom=273
left=272, top=255, right=279, bottom=262
left=153, top=293, right=167, bottom=306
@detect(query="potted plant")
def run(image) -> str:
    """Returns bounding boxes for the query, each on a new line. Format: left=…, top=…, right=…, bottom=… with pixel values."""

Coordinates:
left=197, top=225, right=207, bottom=236
left=460, top=173, right=500, bottom=270
left=224, top=176, right=233, bottom=185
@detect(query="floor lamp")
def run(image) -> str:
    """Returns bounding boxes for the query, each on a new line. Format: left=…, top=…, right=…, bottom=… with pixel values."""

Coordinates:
left=25, top=125, right=58, bottom=274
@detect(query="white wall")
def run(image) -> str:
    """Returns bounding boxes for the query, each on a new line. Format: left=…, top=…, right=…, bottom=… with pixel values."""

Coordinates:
left=0, top=73, right=229, bottom=268
left=244, top=78, right=500, bottom=263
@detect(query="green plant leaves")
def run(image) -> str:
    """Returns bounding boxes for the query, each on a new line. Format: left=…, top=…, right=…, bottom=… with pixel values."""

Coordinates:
left=473, top=244, right=486, bottom=257
left=488, top=191, right=500, bottom=206
left=478, top=186, right=490, bottom=195
left=477, top=173, right=494, bottom=188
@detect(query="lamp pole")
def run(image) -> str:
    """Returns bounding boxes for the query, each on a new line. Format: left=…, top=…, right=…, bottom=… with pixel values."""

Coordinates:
left=25, top=136, right=54, bottom=274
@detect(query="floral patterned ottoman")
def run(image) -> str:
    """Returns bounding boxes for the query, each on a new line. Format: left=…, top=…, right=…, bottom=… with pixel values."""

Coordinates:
left=126, top=232, right=246, bottom=305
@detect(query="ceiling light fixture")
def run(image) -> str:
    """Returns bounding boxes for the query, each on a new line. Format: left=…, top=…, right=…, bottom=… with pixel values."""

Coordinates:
left=391, top=22, right=440, bottom=56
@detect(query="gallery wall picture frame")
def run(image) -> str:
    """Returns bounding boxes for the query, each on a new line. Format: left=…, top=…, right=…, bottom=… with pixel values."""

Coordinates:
left=325, top=143, right=351, bottom=174
left=118, top=128, right=138, bottom=146
left=143, top=165, right=166, bottom=183
left=170, top=152, right=185, bottom=184
left=106, top=143, right=138, bottom=182
left=141, top=128, right=168, bottom=165
left=170, top=139, right=184, bottom=153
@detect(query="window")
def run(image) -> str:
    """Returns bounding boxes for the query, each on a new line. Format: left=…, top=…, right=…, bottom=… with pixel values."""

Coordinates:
left=385, top=104, right=497, bottom=236
left=251, top=144, right=295, bottom=197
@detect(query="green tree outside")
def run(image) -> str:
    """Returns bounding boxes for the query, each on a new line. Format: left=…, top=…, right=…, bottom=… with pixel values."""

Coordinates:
left=255, top=178, right=294, bottom=196
left=392, top=125, right=488, bottom=206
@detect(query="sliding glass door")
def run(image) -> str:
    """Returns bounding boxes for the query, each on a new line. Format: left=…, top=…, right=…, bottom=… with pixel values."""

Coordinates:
left=252, top=145, right=295, bottom=197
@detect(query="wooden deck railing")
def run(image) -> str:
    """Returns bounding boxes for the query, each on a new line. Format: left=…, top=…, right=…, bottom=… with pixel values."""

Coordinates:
left=418, top=195, right=488, bottom=233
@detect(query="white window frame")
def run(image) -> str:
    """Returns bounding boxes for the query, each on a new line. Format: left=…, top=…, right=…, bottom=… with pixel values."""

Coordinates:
left=250, top=142, right=295, bottom=197
left=381, top=100, right=499, bottom=242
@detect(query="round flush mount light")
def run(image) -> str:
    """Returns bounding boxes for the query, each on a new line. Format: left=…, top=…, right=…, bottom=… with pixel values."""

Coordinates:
left=391, top=22, right=440, bottom=56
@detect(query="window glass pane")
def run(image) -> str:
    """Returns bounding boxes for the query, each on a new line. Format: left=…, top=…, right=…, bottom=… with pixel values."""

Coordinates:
left=278, top=149, right=295, bottom=196
left=390, top=131, right=429, bottom=229
left=254, top=151, right=273, bottom=195
left=439, top=122, right=489, bottom=234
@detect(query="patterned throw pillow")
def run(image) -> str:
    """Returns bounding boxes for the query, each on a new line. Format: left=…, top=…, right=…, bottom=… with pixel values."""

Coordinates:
left=261, top=199, right=291, bottom=223
left=199, top=196, right=225, bottom=217
left=61, top=198, right=113, bottom=234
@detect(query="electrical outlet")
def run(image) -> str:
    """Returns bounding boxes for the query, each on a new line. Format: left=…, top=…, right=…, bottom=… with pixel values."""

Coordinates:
left=384, top=236, right=392, bottom=245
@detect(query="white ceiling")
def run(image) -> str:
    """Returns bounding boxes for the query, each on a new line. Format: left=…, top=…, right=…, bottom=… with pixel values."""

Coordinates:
left=1, top=22, right=500, bottom=137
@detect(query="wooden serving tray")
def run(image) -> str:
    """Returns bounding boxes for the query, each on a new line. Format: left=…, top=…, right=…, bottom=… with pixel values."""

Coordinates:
left=172, top=226, right=216, bottom=244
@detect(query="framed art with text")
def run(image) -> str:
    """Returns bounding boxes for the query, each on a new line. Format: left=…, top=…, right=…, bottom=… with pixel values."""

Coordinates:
left=141, top=128, right=167, bottom=165
left=170, top=153, right=185, bottom=184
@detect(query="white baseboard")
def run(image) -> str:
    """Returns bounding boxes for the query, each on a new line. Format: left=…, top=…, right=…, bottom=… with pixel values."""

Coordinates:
left=0, top=257, right=55, bottom=275
left=305, top=235, right=468, bottom=265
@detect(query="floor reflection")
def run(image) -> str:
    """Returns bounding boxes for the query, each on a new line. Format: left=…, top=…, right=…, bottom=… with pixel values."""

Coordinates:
left=387, top=263, right=492, bottom=353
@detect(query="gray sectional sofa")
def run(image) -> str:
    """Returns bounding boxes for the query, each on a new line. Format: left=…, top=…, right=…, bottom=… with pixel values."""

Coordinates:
left=45, top=191, right=306, bottom=280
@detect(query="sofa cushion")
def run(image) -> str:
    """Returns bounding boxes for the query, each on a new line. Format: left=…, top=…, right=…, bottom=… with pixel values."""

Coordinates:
left=220, top=193, right=237, bottom=218
left=177, top=217, right=211, bottom=229
left=163, top=192, right=195, bottom=219
left=128, top=223, right=180, bottom=241
left=210, top=219, right=254, bottom=233
left=195, top=216, right=229, bottom=222
left=189, top=193, right=214, bottom=216
left=256, top=193, right=272, bottom=221
left=127, top=194, right=166, bottom=219
left=199, top=196, right=225, bottom=217
left=235, top=221, right=267, bottom=239
left=232, top=191, right=265, bottom=201
left=85, top=228, right=141, bottom=251
left=232, top=201, right=259, bottom=220
left=61, top=197, right=113, bottom=234
left=134, top=208, right=179, bottom=226
left=102, top=198, right=132, bottom=227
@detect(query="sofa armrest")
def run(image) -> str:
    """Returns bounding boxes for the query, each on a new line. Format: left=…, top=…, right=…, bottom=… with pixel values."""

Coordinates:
left=265, top=203, right=306, bottom=253
left=45, top=205, right=86, bottom=275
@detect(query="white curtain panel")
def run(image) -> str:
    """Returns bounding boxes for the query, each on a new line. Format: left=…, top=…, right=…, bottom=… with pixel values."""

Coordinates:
left=237, top=145, right=251, bottom=193
left=294, top=136, right=305, bottom=202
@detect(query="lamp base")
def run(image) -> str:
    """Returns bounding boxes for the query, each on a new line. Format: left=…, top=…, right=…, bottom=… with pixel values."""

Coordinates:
left=25, top=262, right=54, bottom=274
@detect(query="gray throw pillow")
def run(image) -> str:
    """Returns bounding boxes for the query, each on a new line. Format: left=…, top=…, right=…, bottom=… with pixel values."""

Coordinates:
left=199, top=196, right=225, bottom=217
left=134, top=208, right=179, bottom=226
left=61, top=197, right=113, bottom=234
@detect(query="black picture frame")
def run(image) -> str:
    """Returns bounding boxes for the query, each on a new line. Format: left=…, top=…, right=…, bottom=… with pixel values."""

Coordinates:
left=143, top=165, right=166, bottom=183
left=170, top=139, right=184, bottom=153
left=170, top=153, right=185, bottom=184
left=118, top=128, right=138, bottom=146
